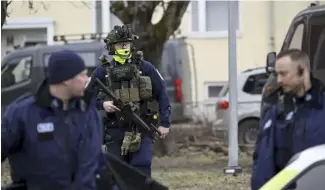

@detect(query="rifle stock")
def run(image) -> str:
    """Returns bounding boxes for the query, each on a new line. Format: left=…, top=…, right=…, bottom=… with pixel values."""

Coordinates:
left=94, top=78, right=161, bottom=138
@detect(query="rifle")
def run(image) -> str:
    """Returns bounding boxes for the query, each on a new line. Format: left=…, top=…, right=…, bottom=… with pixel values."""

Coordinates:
left=92, top=78, right=162, bottom=139
left=97, top=152, right=168, bottom=190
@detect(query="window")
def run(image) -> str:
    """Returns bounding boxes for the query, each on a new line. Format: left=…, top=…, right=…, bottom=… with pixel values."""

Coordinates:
left=204, top=82, right=227, bottom=100
left=289, top=23, right=304, bottom=49
left=44, top=51, right=97, bottom=67
left=313, top=28, right=325, bottom=84
left=24, top=41, right=47, bottom=47
left=284, top=161, right=325, bottom=190
left=1, top=56, right=33, bottom=88
left=243, top=73, right=269, bottom=95
left=190, top=0, right=240, bottom=38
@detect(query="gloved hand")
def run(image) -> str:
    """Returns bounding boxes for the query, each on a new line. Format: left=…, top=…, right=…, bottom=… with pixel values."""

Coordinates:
left=128, top=132, right=142, bottom=153
left=121, top=132, right=133, bottom=155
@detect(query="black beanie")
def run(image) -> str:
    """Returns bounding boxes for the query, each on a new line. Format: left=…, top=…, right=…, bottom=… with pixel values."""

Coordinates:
left=48, top=50, right=86, bottom=84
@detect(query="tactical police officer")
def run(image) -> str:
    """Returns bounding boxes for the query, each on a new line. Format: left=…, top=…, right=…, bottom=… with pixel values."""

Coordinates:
left=1, top=50, right=104, bottom=190
left=251, top=49, right=325, bottom=190
left=90, top=24, right=171, bottom=180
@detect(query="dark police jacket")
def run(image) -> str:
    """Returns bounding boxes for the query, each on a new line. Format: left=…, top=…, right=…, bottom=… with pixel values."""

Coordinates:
left=251, top=77, right=325, bottom=190
left=1, top=79, right=104, bottom=190
left=92, top=59, right=171, bottom=128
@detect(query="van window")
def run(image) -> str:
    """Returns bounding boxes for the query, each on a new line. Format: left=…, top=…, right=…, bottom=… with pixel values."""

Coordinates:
left=289, top=23, right=304, bottom=50
left=1, top=56, right=33, bottom=88
left=243, top=73, right=269, bottom=95
left=313, top=29, right=325, bottom=84
left=44, top=51, right=97, bottom=67
left=285, top=161, right=325, bottom=190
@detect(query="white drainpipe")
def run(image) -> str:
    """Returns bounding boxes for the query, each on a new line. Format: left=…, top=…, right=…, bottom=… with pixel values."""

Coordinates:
left=268, top=1, right=275, bottom=52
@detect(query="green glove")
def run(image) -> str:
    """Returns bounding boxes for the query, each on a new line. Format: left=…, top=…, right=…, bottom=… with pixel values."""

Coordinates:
left=128, top=132, right=142, bottom=153
left=121, top=132, right=133, bottom=156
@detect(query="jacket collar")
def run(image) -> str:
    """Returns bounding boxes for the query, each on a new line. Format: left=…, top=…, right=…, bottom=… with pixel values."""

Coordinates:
left=298, top=75, right=324, bottom=109
left=34, top=79, right=88, bottom=112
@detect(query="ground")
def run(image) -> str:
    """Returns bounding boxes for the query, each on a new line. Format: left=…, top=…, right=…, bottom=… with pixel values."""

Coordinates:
left=151, top=148, right=252, bottom=190
left=2, top=149, right=252, bottom=190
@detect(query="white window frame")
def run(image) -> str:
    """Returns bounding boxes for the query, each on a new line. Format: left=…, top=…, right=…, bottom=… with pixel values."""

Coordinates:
left=2, top=18, right=55, bottom=45
left=188, top=0, right=242, bottom=39
left=204, top=81, right=227, bottom=102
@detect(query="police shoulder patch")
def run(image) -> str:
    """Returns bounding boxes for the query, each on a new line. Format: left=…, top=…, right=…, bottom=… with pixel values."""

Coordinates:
left=37, top=122, right=54, bottom=133
left=263, top=119, right=272, bottom=130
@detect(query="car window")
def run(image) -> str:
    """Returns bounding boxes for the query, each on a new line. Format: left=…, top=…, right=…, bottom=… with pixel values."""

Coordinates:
left=1, top=56, right=33, bottom=88
left=289, top=23, right=304, bottom=50
left=313, top=29, right=325, bottom=84
left=284, top=161, right=325, bottom=190
left=243, top=73, right=269, bottom=95
left=43, top=51, right=97, bottom=67
left=43, top=51, right=98, bottom=76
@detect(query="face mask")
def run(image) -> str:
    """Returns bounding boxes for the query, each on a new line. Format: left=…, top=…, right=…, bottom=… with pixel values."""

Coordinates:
left=113, top=49, right=132, bottom=64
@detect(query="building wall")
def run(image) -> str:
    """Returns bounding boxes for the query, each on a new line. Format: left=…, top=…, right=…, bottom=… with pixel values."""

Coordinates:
left=5, top=1, right=93, bottom=35
left=177, top=1, right=317, bottom=102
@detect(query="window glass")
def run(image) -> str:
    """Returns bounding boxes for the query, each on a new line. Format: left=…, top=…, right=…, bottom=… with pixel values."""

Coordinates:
left=1, top=56, right=33, bottom=88
left=206, top=0, right=239, bottom=32
left=44, top=52, right=97, bottom=67
left=289, top=24, right=304, bottom=49
left=243, top=73, right=269, bottom=95
left=190, top=1, right=239, bottom=32
left=208, top=85, right=224, bottom=98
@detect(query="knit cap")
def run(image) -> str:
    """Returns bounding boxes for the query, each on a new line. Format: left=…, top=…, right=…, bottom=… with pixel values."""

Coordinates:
left=48, top=50, right=86, bottom=84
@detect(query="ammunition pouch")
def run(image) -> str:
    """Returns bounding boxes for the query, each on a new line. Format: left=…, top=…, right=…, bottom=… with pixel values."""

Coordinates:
left=110, top=64, right=136, bottom=82
left=114, top=80, right=140, bottom=103
left=139, top=76, right=153, bottom=100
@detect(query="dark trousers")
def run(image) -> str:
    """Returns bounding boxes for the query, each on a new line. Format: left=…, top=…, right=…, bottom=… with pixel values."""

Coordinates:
left=104, top=127, right=153, bottom=190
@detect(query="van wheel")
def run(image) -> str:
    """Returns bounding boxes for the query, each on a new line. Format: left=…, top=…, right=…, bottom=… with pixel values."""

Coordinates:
left=238, top=119, right=259, bottom=145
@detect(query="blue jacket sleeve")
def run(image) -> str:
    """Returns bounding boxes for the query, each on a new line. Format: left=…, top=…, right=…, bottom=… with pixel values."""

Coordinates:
left=251, top=105, right=276, bottom=190
left=142, top=61, right=171, bottom=128
left=1, top=103, right=24, bottom=162
left=74, top=99, right=104, bottom=190
left=90, top=66, right=107, bottom=110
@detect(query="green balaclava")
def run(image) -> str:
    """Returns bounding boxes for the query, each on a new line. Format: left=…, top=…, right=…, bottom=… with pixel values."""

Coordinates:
left=113, top=45, right=132, bottom=64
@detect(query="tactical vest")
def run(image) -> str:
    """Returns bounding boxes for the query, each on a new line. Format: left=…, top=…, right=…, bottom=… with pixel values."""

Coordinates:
left=103, top=59, right=153, bottom=104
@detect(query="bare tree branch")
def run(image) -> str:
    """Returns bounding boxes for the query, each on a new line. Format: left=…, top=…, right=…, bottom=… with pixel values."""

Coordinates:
left=155, top=1, right=190, bottom=40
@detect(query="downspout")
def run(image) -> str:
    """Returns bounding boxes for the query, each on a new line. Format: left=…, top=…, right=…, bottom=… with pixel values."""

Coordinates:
left=269, top=1, right=275, bottom=52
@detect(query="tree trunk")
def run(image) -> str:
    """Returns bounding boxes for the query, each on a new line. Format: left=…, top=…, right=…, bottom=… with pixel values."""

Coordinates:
left=140, top=43, right=177, bottom=157
left=1, top=1, right=8, bottom=28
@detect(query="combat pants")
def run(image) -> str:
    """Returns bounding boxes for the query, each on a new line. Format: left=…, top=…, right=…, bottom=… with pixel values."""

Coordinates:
left=102, top=126, right=153, bottom=190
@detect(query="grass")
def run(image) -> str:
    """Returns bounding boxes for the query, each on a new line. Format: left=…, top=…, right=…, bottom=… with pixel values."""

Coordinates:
left=151, top=150, right=253, bottom=190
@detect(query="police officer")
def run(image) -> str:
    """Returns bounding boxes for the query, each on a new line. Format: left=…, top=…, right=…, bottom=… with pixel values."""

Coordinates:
left=1, top=50, right=104, bottom=190
left=251, top=49, right=325, bottom=190
left=90, top=24, right=171, bottom=181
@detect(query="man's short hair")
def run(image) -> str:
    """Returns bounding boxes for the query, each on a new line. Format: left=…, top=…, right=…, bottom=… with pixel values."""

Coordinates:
left=276, top=49, right=310, bottom=70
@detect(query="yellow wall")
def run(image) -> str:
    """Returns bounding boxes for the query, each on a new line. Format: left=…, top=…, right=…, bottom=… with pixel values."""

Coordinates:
left=6, top=1, right=93, bottom=35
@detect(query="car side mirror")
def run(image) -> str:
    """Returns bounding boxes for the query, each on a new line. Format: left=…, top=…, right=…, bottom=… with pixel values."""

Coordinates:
left=266, top=52, right=277, bottom=73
